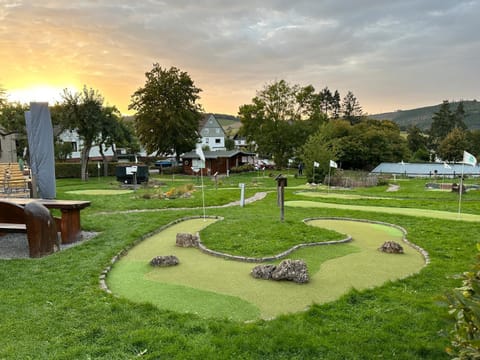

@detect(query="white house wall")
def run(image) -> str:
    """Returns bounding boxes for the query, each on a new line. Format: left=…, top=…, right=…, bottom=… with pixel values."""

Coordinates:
left=59, top=129, right=115, bottom=160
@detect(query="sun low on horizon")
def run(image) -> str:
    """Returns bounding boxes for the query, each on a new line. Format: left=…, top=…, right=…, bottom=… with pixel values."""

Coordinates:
left=6, top=84, right=80, bottom=107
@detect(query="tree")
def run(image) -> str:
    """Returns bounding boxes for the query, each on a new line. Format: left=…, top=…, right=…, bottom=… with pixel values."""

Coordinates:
left=342, top=91, right=363, bottom=124
left=436, top=128, right=469, bottom=162
left=0, top=101, right=29, bottom=159
left=406, top=125, right=428, bottom=154
left=300, top=125, right=337, bottom=183
left=239, top=80, right=324, bottom=167
left=58, top=86, right=107, bottom=181
left=129, top=64, right=202, bottom=161
left=331, top=90, right=341, bottom=119
left=429, top=100, right=467, bottom=150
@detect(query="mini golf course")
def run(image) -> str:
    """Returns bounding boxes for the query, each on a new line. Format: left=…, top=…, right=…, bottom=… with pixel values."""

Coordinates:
left=106, top=217, right=426, bottom=321
left=286, top=200, right=480, bottom=222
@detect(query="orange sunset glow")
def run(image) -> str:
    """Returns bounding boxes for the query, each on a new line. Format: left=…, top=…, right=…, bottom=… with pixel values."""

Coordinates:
left=1, top=2, right=478, bottom=116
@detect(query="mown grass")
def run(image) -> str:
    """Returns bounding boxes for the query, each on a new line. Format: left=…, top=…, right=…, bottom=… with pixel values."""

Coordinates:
left=0, top=172, right=479, bottom=358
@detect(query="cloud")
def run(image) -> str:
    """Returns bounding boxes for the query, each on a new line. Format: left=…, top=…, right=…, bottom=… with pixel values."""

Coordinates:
left=1, top=0, right=478, bottom=114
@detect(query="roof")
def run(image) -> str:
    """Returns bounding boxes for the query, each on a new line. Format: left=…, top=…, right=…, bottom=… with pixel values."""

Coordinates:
left=181, top=150, right=255, bottom=160
left=371, top=162, right=480, bottom=177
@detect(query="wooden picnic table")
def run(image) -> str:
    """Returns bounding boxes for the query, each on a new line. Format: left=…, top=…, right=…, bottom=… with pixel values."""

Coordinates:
left=3, top=198, right=91, bottom=244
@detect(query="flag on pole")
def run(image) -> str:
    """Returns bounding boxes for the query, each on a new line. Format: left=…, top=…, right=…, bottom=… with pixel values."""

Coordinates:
left=329, top=160, right=338, bottom=168
left=463, top=151, right=477, bottom=166
left=195, top=143, right=205, bottom=161
left=313, top=161, right=320, bottom=168
left=443, top=162, right=451, bottom=169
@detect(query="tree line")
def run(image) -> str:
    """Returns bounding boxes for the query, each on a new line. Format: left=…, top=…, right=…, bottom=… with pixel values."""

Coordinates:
left=1, top=64, right=478, bottom=182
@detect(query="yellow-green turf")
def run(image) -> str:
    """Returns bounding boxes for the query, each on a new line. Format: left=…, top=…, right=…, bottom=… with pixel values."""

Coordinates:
left=286, top=200, right=480, bottom=222
left=107, top=218, right=424, bottom=321
left=295, top=192, right=391, bottom=200
left=66, top=189, right=134, bottom=195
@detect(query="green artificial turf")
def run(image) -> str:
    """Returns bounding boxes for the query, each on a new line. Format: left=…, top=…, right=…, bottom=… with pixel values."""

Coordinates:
left=107, top=217, right=425, bottom=321
left=286, top=200, right=480, bottom=222
left=66, top=189, right=134, bottom=195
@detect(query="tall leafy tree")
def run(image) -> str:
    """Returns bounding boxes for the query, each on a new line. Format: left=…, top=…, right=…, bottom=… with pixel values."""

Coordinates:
left=0, top=101, right=29, bottom=159
left=239, top=80, right=324, bottom=167
left=58, top=86, right=107, bottom=181
left=331, top=90, right=341, bottom=119
left=342, top=91, right=363, bottom=124
left=129, top=64, right=202, bottom=160
left=429, top=100, right=466, bottom=150
left=437, top=128, right=469, bottom=162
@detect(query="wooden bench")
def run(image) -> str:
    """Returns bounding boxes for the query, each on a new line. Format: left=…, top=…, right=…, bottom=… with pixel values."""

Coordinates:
left=3, top=198, right=91, bottom=244
left=0, top=201, right=59, bottom=257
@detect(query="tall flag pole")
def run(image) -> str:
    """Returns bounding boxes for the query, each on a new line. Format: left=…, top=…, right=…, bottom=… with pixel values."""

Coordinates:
left=313, top=161, right=319, bottom=184
left=328, top=160, right=337, bottom=192
left=196, top=143, right=207, bottom=221
left=458, top=151, right=477, bottom=217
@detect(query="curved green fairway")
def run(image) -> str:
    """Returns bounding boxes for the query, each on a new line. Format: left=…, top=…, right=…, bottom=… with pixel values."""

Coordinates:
left=296, top=191, right=391, bottom=200
left=66, top=189, right=134, bottom=195
left=107, top=217, right=425, bottom=321
left=286, top=200, right=480, bottom=222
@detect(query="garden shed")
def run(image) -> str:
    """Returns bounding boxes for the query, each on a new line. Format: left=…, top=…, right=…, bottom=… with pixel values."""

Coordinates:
left=181, top=150, right=255, bottom=175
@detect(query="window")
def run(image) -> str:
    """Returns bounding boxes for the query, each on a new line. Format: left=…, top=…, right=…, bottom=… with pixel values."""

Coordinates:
left=70, top=142, right=78, bottom=152
left=215, top=138, right=221, bottom=144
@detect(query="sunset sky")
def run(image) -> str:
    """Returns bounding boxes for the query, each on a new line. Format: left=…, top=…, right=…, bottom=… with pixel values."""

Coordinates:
left=1, top=1, right=478, bottom=116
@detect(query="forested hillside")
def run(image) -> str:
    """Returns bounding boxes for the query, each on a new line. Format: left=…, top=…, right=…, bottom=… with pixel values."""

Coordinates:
left=369, top=100, right=480, bottom=130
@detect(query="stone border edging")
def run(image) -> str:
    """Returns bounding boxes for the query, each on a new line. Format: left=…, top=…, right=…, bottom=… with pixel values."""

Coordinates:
left=302, top=217, right=430, bottom=266
left=99, top=215, right=430, bottom=293
left=196, top=231, right=352, bottom=263
left=99, top=215, right=223, bottom=293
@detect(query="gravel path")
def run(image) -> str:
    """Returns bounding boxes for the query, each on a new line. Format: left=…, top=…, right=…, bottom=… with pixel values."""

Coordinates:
left=0, top=192, right=268, bottom=259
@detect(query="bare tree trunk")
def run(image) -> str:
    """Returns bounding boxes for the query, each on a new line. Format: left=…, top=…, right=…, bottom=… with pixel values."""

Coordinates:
left=98, top=145, right=109, bottom=177
left=80, top=146, right=91, bottom=181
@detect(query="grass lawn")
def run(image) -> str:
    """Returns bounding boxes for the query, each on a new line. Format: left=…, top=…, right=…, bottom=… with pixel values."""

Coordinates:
left=1, top=173, right=479, bottom=359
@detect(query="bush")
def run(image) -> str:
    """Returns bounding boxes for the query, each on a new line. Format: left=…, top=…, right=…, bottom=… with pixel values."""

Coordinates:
left=230, top=164, right=255, bottom=173
left=445, top=244, right=480, bottom=359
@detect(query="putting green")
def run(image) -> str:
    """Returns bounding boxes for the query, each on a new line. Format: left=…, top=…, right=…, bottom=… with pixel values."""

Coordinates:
left=66, top=189, right=134, bottom=195
left=296, top=192, right=391, bottom=200
left=107, top=217, right=425, bottom=321
left=286, top=200, right=480, bottom=222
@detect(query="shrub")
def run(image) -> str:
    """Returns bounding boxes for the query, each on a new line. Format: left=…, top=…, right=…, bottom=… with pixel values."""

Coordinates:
left=230, top=164, right=255, bottom=173
left=445, top=244, right=480, bottom=359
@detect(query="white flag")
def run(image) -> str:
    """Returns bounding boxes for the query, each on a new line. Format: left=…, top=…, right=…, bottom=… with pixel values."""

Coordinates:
left=329, top=160, right=338, bottom=168
left=463, top=151, right=477, bottom=166
left=313, top=161, right=320, bottom=168
left=195, top=143, right=205, bottom=162
left=443, top=162, right=451, bottom=169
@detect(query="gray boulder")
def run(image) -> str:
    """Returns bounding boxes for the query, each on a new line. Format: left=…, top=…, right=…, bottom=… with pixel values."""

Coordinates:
left=251, top=259, right=309, bottom=284
left=251, top=264, right=276, bottom=280
left=150, top=255, right=179, bottom=267
left=378, top=241, right=404, bottom=254
left=272, top=259, right=309, bottom=284
left=176, top=233, right=199, bottom=247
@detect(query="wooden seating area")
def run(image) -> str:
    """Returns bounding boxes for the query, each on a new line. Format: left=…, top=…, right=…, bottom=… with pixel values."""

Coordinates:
left=0, top=163, right=30, bottom=197
left=0, top=200, right=59, bottom=257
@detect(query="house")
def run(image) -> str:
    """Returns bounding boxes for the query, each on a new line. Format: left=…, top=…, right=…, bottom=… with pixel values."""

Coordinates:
left=199, top=114, right=226, bottom=151
left=0, top=127, right=18, bottom=163
left=181, top=150, right=255, bottom=175
left=57, top=129, right=116, bottom=161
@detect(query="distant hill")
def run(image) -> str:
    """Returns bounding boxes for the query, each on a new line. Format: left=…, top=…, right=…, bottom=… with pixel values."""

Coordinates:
left=369, top=100, right=480, bottom=131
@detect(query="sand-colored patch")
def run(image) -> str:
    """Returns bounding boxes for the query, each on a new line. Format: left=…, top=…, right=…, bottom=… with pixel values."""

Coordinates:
left=286, top=200, right=480, bottom=222
left=107, top=218, right=425, bottom=321
left=66, top=189, right=134, bottom=195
